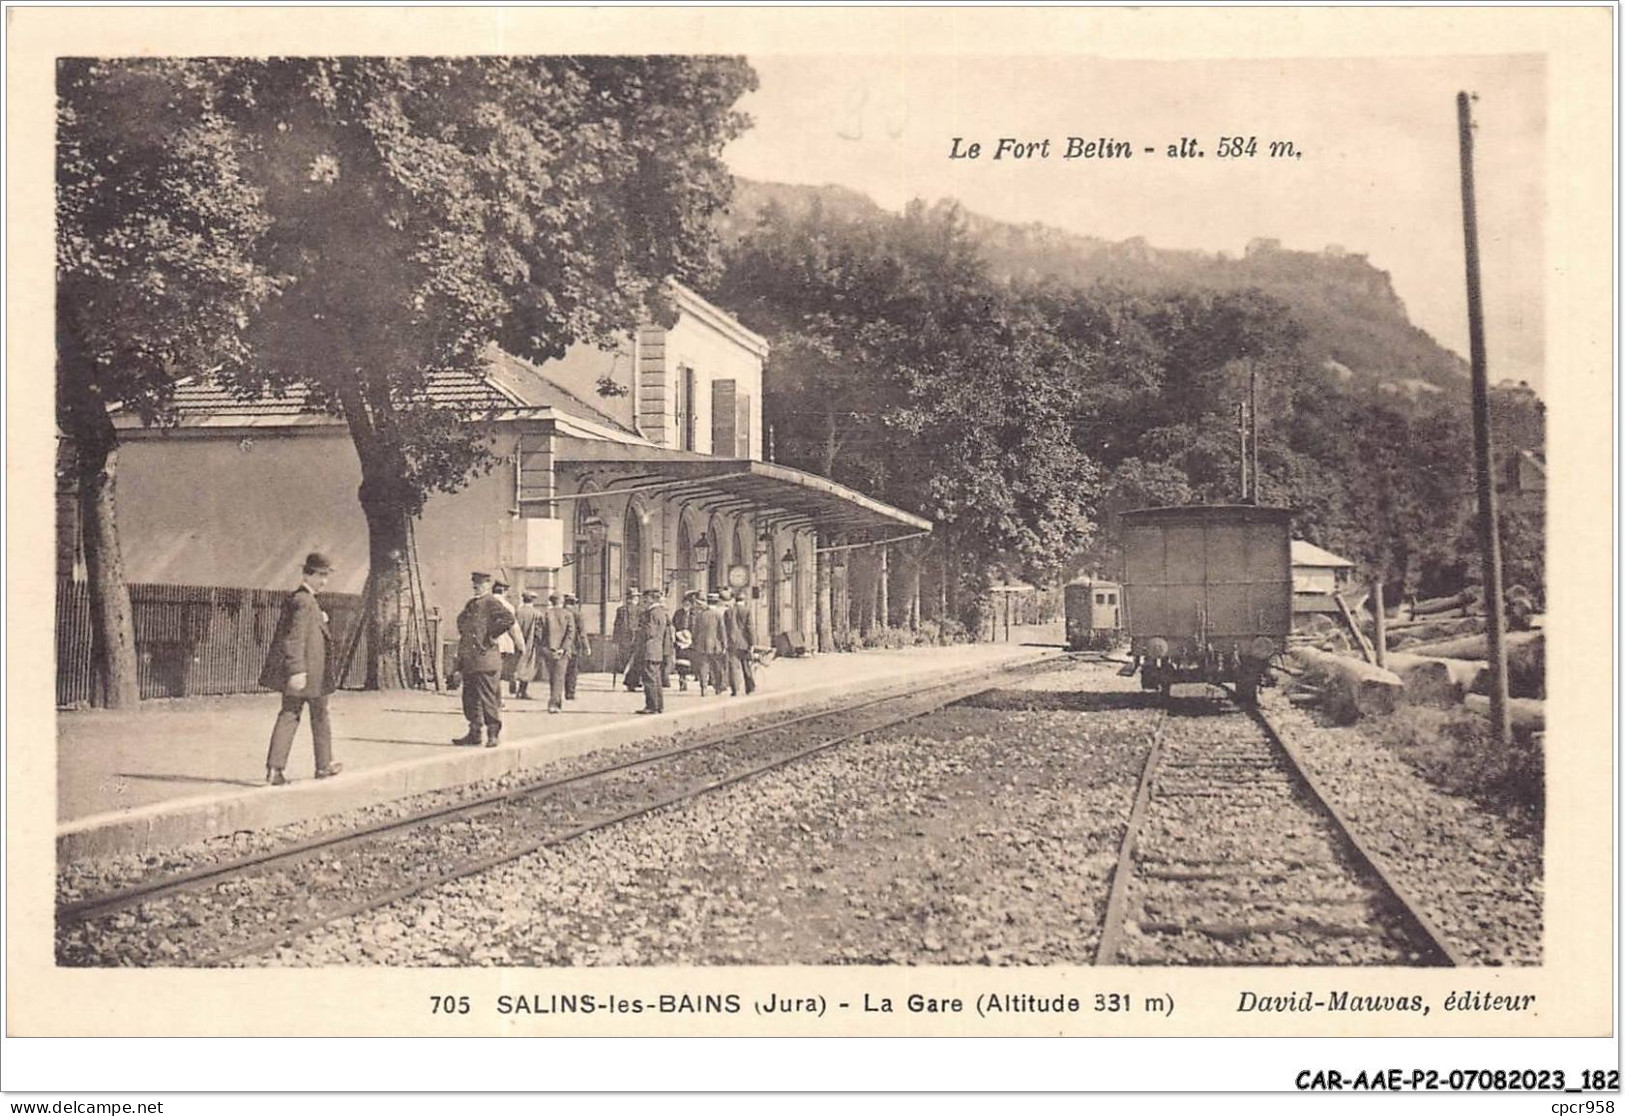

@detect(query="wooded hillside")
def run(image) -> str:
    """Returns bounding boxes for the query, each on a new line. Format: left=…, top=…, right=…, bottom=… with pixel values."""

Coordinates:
left=708, top=182, right=1544, bottom=630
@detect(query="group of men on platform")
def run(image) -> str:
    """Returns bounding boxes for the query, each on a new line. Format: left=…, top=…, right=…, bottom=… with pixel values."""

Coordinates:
left=610, top=586, right=759, bottom=715
left=451, top=573, right=590, bottom=749
left=262, top=556, right=769, bottom=780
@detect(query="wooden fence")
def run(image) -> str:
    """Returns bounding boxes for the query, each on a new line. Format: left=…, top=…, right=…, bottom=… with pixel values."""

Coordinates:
left=54, top=581, right=438, bottom=706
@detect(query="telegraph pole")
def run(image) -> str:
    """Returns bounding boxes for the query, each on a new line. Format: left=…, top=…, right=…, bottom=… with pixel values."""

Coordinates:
left=1236, top=402, right=1249, bottom=502
left=1249, top=364, right=1260, bottom=504
left=1456, top=91, right=1512, bottom=750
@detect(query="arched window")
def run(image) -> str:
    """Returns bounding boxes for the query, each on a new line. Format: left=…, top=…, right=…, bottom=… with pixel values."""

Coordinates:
left=573, top=497, right=605, bottom=618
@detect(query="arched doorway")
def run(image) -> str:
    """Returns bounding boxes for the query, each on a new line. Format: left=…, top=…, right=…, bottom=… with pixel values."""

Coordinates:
left=623, top=502, right=646, bottom=595
left=675, top=517, right=695, bottom=600
left=707, top=522, right=723, bottom=593
left=733, top=520, right=753, bottom=589
left=573, top=496, right=607, bottom=640
left=764, top=526, right=781, bottom=637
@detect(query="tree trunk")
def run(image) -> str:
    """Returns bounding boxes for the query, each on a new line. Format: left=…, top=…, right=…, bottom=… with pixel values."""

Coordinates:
left=835, top=559, right=851, bottom=648
left=908, top=562, right=921, bottom=633
left=1463, top=694, right=1544, bottom=741
left=1383, top=651, right=1487, bottom=705
left=72, top=422, right=141, bottom=708
left=1288, top=647, right=1404, bottom=723
left=815, top=540, right=833, bottom=653
left=857, top=548, right=878, bottom=638
left=357, top=469, right=411, bottom=690
left=878, top=546, right=890, bottom=629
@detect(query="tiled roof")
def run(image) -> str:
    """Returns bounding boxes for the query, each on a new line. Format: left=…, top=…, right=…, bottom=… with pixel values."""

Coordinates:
left=481, top=345, right=634, bottom=433
left=146, top=352, right=626, bottom=431
left=1291, top=539, right=1355, bottom=568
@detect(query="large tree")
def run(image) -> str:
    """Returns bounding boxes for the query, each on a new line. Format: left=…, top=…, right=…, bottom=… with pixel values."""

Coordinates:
left=57, top=58, right=273, bottom=706
left=720, top=199, right=1102, bottom=630
left=210, top=57, right=755, bottom=686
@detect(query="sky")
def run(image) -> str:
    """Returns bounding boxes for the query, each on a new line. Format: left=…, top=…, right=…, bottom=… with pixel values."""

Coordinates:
left=724, top=53, right=1546, bottom=391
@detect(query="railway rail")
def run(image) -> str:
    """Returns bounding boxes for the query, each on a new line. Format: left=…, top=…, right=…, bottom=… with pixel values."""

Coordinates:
left=57, top=656, right=1067, bottom=968
left=1095, top=685, right=1463, bottom=966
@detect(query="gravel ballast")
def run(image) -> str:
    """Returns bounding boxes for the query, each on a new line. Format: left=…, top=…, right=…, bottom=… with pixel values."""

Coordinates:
left=1261, top=691, right=1542, bottom=965
left=249, top=666, right=1155, bottom=967
left=57, top=659, right=1541, bottom=968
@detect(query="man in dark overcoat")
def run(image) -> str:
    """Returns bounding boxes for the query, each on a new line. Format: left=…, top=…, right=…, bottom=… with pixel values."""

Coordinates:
left=261, top=552, right=341, bottom=785
left=671, top=590, right=699, bottom=691
left=611, top=588, right=642, bottom=692
left=563, top=592, right=589, bottom=701
left=689, top=590, right=729, bottom=697
left=723, top=588, right=759, bottom=697
left=535, top=593, right=577, bottom=713
left=454, top=571, right=526, bottom=748
left=512, top=590, right=542, bottom=699
left=634, top=587, right=675, bottom=714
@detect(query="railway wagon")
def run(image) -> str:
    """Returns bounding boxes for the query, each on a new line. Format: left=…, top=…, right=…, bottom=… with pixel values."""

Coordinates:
left=1064, top=580, right=1122, bottom=650
left=1120, top=505, right=1293, bottom=703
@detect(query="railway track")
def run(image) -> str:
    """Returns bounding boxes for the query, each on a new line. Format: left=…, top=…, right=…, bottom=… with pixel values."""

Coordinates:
left=1095, top=687, right=1463, bottom=966
left=57, top=656, right=1066, bottom=968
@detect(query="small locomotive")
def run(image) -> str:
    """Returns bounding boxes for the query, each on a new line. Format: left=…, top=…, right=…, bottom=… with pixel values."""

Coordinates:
left=1063, top=580, right=1123, bottom=651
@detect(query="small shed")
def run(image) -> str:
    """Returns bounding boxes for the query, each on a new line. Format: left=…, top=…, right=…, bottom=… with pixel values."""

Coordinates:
left=1291, top=539, right=1356, bottom=618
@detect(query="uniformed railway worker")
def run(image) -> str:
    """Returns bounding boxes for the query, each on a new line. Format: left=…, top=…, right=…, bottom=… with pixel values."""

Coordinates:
left=453, top=571, right=526, bottom=748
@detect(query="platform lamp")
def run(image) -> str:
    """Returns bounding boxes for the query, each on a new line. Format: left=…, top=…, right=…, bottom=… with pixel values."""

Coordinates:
left=688, top=531, right=712, bottom=593
left=779, top=547, right=797, bottom=581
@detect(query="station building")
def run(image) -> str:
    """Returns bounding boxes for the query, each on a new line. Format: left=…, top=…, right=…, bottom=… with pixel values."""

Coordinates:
left=84, top=281, right=930, bottom=675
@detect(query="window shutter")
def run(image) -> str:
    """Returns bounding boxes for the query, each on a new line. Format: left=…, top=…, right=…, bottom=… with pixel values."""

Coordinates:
left=712, top=379, right=738, bottom=457
left=736, top=392, right=751, bottom=458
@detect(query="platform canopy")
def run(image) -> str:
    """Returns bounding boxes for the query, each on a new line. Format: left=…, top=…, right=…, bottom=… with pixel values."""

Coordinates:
left=556, top=437, right=931, bottom=543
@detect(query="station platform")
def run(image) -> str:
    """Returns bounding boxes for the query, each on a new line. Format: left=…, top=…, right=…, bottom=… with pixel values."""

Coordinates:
left=57, top=628, right=1064, bottom=860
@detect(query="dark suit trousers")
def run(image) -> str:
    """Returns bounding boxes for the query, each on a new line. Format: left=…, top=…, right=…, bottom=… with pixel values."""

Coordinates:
left=564, top=654, right=579, bottom=700
left=693, top=653, right=721, bottom=695
left=640, top=657, right=665, bottom=712
left=266, top=693, right=333, bottom=772
left=728, top=651, right=756, bottom=696
left=542, top=651, right=568, bottom=709
left=461, top=670, right=503, bottom=730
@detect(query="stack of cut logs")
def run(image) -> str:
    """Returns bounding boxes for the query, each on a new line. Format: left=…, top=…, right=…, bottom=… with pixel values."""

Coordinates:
left=1288, top=587, right=1544, bottom=740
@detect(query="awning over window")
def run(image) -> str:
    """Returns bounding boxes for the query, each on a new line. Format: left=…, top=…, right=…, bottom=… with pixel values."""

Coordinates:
left=556, top=437, right=932, bottom=542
